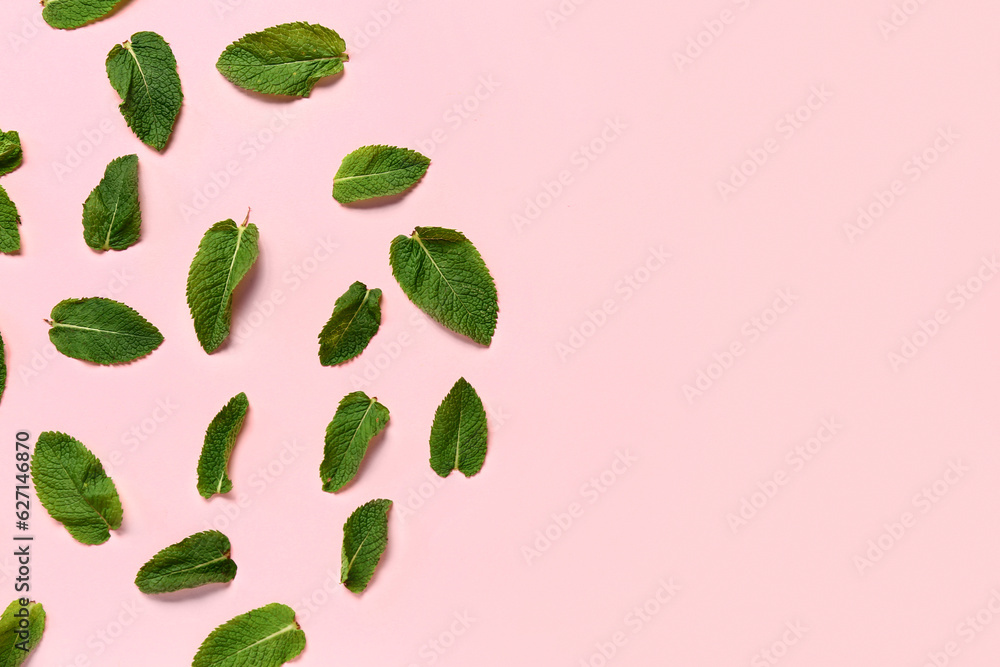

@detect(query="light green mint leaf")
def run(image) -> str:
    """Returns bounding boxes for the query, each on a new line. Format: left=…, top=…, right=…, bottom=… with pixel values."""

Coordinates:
left=42, top=0, right=128, bottom=29
left=429, top=377, right=488, bottom=478
left=47, top=297, right=163, bottom=365
left=0, top=330, right=6, bottom=405
left=320, top=392, right=389, bottom=493
left=106, top=31, right=182, bottom=151
left=82, top=154, right=140, bottom=251
left=193, top=603, right=305, bottom=667
left=389, top=227, right=498, bottom=345
left=186, top=214, right=259, bottom=354
left=216, top=22, right=348, bottom=98
left=341, top=498, right=391, bottom=593
left=135, top=530, right=237, bottom=594
left=0, top=185, right=20, bottom=255
left=197, top=393, right=249, bottom=499
left=332, top=145, right=430, bottom=204
left=318, top=282, right=382, bottom=366
left=0, top=129, right=22, bottom=176
left=0, top=599, right=45, bottom=666
left=32, top=431, right=123, bottom=545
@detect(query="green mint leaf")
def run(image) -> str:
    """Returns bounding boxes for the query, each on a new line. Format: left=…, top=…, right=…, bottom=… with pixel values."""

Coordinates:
left=341, top=498, right=391, bottom=593
left=389, top=226, right=499, bottom=345
left=197, top=393, right=249, bottom=499
left=320, top=392, right=389, bottom=493
left=0, top=129, right=22, bottom=176
left=82, top=154, right=140, bottom=251
left=0, top=330, right=6, bottom=405
left=31, top=431, right=123, bottom=545
left=42, top=0, right=127, bottom=29
left=0, top=599, right=45, bottom=665
left=106, top=31, right=182, bottom=151
left=186, top=214, right=259, bottom=354
left=193, top=603, right=305, bottom=667
left=217, top=22, right=348, bottom=98
left=47, top=297, right=163, bottom=365
left=429, top=377, right=488, bottom=478
left=0, top=185, right=21, bottom=254
left=135, top=530, right=237, bottom=594
left=318, top=282, right=382, bottom=366
left=332, top=145, right=430, bottom=204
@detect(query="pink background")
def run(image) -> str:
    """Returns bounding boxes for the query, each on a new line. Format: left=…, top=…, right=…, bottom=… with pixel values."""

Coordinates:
left=2, top=0, right=1000, bottom=665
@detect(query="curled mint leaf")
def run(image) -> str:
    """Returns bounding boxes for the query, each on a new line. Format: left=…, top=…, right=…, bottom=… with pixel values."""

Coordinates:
left=82, top=154, right=140, bottom=251
left=106, top=31, right=183, bottom=151
left=389, top=226, right=498, bottom=345
left=135, top=530, right=237, bottom=594
left=332, top=145, right=430, bottom=204
left=341, top=498, right=392, bottom=593
left=0, top=599, right=45, bottom=665
left=320, top=392, right=389, bottom=493
left=0, top=185, right=21, bottom=254
left=42, top=0, right=128, bottom=29
left=197, top=393, right=249, bottom=499
left=318, top=282, right=382, bottom=366
left=47, top=297, right=163, bottom=365
left=216, top=22, right=348, bottom=98
left=32, top=431, right=123, bottom=545
left=193, top=603, right=305, bottom=667
left=0, top=129, right=22, bottom=176
left=430, top=378, right=488, bottom=478
left=186, top=213, right=259, bottom=354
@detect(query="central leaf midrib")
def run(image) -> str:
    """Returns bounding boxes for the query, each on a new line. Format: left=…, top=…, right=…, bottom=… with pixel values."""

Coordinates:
left=219, top=622, right=298, bottom=660
left=335, top=165, right=420, bottom=184
left=211, top=225, right=246, bottom=339
left=147, top=553, right=231, bottom=582
left=412, top=233, right=483, bottom=335
left=51, top=321, right=150, bottom=340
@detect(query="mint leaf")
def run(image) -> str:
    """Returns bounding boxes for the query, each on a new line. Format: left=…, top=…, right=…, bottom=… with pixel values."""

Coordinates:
left=47, top=297, right=163, bottom=365
left=32, top=431, right=123, bottom=545
left=82, top=154, right=140, bottom=251
left=0, top=330, right=6, bottom=405
left=135, top=530, right=237, bottom=594
left=217, top=22, right=348, bottom=98
left=0, top=185, right=20, bottom=254
left=320, top=392, right=389, bottom=493
left=106, top=31, right=182, bottom=151
left=0, top=599, right=45, bottom=665
left=193, top=603, right=305, bottom=667
left=429, top=377, right=488, bottom=478
left=341, top=499, right=391, bottom=593
left=318, top=282, right=382, bottom=366
left=0, top=129, right=22, bottom=176
left=186, top=214, right=259, bottom=354
left=389, top=227, right=499, bottom=345
left=42, top=0, right=128, bottom=29
left=332, top=145, right=430, bottom=204
left=197, top=393, right=249, bottom=499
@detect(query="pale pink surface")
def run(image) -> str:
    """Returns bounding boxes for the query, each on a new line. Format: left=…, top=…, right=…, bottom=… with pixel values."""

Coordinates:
left=2, top=0, right=1000, bottom=665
